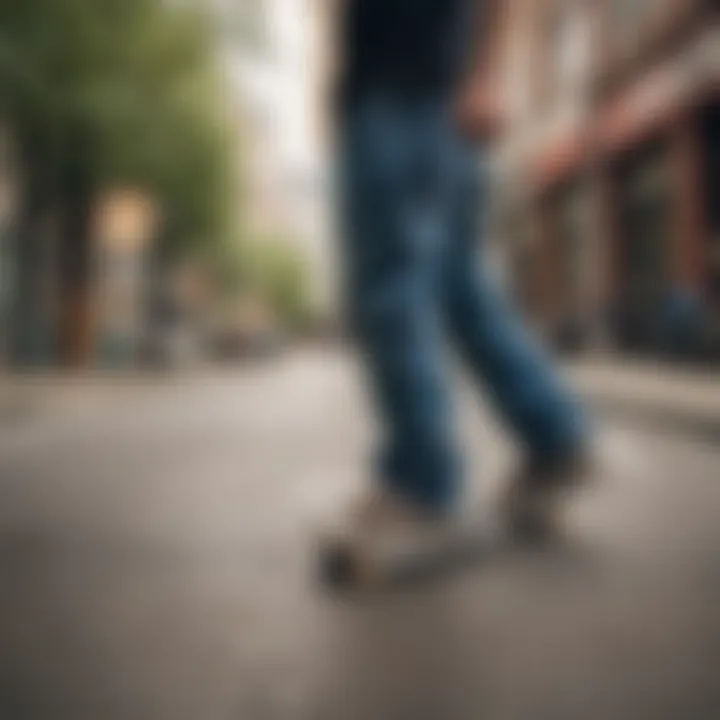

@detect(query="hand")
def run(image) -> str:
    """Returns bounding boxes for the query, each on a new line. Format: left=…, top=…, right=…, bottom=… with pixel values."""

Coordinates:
left=454, top=80, right=505, bottom=142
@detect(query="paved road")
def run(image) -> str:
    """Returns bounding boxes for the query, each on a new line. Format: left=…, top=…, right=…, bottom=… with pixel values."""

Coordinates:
left=1, top=351, right=719, bottom=720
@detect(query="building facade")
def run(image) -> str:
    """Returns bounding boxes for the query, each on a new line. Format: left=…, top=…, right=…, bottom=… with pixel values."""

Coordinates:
left=229, top=0, right=337, bottom=317
left=496, top=0, right=600, bottom=348
left=594, top=0, right=719, bottom=358
left=498, top=0, right=719, bottom=360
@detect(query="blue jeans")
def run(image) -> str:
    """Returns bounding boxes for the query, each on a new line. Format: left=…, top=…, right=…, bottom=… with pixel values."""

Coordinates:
left=339, top=95, right=586, bottom=510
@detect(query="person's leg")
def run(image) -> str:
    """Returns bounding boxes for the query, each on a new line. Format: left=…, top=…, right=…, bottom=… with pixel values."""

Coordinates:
left=339, top=98, right=461, bottom=511
left=442, top=142, right=587, bottom=462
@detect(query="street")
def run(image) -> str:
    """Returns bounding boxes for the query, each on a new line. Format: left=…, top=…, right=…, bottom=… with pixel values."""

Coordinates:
left=1, top=350, right=719, bottom=720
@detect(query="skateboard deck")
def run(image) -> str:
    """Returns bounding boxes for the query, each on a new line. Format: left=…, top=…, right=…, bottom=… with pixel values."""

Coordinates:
left=316, top=491, right=584, bottom=592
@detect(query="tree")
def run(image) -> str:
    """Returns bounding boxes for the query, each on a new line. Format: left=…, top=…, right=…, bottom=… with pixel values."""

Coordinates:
left=0, top=0, right=235, bottom=364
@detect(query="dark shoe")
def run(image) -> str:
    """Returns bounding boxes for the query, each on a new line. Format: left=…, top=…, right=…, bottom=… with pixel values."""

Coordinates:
left=503, top=446, right=596, bottom=543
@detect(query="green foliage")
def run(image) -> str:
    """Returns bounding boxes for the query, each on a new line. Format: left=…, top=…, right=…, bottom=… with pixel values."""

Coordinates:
left=0, top=0, right=236, bottom=255
left=219, top=235, right=313, bottom=330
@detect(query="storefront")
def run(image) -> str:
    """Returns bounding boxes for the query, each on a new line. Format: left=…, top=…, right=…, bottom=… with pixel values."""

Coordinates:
left=608, top=140, right=675, bottom=352
left=596, top=28, right=718, bottom=359
left=528, top=128, right=595, bottom=351
left=700, top=99, right=720, bottom=356
left=701, top=101, right=720, bottom=295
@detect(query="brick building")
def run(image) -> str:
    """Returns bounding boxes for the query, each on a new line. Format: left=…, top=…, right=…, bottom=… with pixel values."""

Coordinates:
left=498, top=0, right=719, bottom=360
left=594, top=0, right=719, bottom=357
left=496, top=0, right=600, bottom=346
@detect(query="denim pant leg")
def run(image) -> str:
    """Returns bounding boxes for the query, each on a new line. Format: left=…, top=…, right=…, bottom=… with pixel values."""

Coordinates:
left=443, top=145, right=588, bottom=461
left=340, top=100, right=461, bottom=510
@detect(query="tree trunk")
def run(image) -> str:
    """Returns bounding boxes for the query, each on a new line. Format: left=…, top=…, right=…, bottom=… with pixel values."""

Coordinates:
left=58, top=169, right=95, bottom=368
left=8, top=174, right=52, bottom=368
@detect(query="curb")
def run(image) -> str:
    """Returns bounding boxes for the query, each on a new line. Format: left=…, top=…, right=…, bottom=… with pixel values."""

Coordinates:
left=578, top=388, right=720, bottom=443
left=565, top=360, right=720, bottom=443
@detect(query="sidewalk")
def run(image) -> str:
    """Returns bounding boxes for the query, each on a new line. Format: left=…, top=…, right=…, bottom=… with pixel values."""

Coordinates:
left=566, top=356, right=720, bottom=440
left=3, top=351, right=720, bottom=441
left=0, top=369, right=172, bottom=422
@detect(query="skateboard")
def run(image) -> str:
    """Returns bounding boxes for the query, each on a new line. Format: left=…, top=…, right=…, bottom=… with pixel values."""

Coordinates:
left=317, top=494, right=576, bottom=591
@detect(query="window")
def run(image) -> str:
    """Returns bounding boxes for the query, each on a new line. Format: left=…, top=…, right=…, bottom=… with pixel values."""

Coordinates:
left=537, top=1, right=591, bottom=113
left=611, top=0, right=651, bottom=28
left=537, top=7, right=563, bottom=111
left=614, top=142, right=673, bottom=350
left=702, top=105, right=720, bottom=302
left=609, top=0, right=665, bottom=55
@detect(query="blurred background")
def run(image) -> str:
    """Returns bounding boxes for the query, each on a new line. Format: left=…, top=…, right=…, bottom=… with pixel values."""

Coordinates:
left=0, top=0, right=335, bottom=372
left=0, top=1, right=719, bottom=719
left=0, top=0, right=718, bottom=370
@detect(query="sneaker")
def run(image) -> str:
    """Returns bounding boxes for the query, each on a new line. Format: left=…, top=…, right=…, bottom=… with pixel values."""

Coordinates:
left=502, top=445, right=597, bottom=543
left=317, top=488, right=484, bottom=588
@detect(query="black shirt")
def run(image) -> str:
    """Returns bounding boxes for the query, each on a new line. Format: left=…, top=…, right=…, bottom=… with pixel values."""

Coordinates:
left=338, top=0, right=478, bottom=108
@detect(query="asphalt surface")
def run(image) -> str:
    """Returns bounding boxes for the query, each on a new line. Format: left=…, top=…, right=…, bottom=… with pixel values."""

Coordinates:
left=1, top=351, right=719, bottom=720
